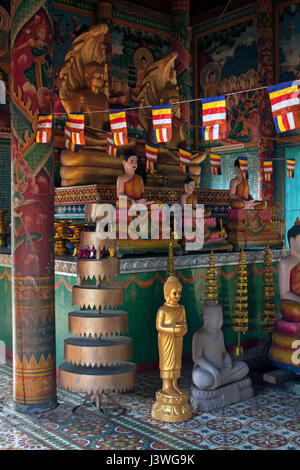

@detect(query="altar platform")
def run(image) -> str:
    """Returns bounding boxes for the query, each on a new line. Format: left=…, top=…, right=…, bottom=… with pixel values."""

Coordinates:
left=0, top=247, right=288, bottom=373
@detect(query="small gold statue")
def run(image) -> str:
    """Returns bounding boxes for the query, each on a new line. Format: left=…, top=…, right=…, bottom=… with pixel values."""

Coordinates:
left=151, top=276, right=192, bottom=422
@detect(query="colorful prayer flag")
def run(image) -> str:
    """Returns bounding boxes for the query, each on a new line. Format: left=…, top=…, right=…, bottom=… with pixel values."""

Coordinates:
left=268, top=81, right=300, bottom=133
left=106, top=133, right=120, bottom=157
left=67, top=113, right=85, bottom=145
left=179, top=148, right=192, bottom=174
left=145, top=142, right=158, bottom=172
left=268, top=81, right=300, bottom=116
left=109, top=110, right=128, bottom=146
left=152, top=104, right=172, bottom=143
left=239, top=156, right=248, bottom=180
left=202, top=95, right=226, bottom=141
left=287, top=158, right=296, bottom=178
left=35, top=114, right=53, bottom=143
left=210, top=154, right=222, bottom=175
left=263, top=158, right=273, bottom=181
left=65, top=137, right=79, bottom=152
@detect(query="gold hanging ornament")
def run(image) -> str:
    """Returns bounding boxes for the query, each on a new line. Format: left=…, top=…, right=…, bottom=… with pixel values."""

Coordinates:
left=205, top=250, right=218, bottom=304
left=232, top=249, right=248, bottom=356
left=261, top=245, right=276, bottom=332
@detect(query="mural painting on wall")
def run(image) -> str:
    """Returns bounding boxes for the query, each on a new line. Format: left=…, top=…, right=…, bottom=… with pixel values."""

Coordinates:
left=51, top=6, right=94, bottom=185
left=276, top=2, right=300, bottom=139
left=196, top=18, right=259, bottom=148
left=278, top=2, right=300, bottom=82
left=111, top=24, right=171, bottom=139
left=0, top=2, right=11, bottom=130
left=11, top=6, right=54, bottom=240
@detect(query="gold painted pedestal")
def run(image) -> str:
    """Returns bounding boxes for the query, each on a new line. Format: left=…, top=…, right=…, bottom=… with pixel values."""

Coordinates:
left=151, top=390, right=192, bottom=423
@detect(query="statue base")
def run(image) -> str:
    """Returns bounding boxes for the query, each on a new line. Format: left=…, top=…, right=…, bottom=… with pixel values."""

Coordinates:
left=151, top=389, right=192, bottom=422
left=190, top=377, right=253, bottom=413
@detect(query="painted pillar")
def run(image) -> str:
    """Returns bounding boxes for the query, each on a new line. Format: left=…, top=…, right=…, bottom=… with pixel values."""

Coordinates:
left=10, top=0, right=56, bottom=411
left=257, top=0, right=274, bottom=205
left=171, top=0, right=191, bottom=147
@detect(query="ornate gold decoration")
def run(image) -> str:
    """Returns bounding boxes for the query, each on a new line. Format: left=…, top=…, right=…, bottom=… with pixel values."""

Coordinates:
left=72, top=285, right=124, bottom=309
left=166, top=232, right=175, bottom=278
left=205, top=250, right=218, bottom=304
left=58, top=24, right=134, bottom=187
left=68, top=309, right=128, bottom=337
left=261, top=245, right=276, bottom=332
left=54, top=221, right=69, bottom=255
left=59, top=204, right=136, bottom=412
left=151, top=390, right=192, bottom=422
left=80, top=231, right=117, bottom=256
left=77, top=258, right=120, bottom=281
left=137, top=52, right=206, bottom=187
left=64, top=336, right=132, bottom=367
left=0, top=209, right=9, bottom=247
left=59, top=362, right=136, bottom=394
left=232, top=249, right=248, bottom=356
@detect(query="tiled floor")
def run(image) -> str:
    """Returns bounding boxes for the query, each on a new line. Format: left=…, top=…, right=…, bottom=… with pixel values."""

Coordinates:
left=0, top=361, right=299, bottom=450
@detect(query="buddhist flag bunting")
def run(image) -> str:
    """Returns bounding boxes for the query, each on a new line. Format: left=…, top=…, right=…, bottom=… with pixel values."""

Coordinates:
left=109, top=110, right=128, bottom=146
left=268, top=81, right=300, bottom=133
left=145, top=142, right=158, bottom=172
left=68, top=113, right=85, bottom=145
left=263, top=158, right=273, bottom=181
left=65, top=137, right=79, bottom=153
left=239, top=156, right=248, bottom=180
left=152, top=104, right=172, bottom=143
left=287, top=158, right=296, bottom=178
left=106, top=133, right=121, bottom=158
left=35, top=114, right=53, bottom=143
left=210, top=154, right=222, bottom=175
left=179, top=148, right=191, bottom=174
left=202, top=95, right=226, bottom=141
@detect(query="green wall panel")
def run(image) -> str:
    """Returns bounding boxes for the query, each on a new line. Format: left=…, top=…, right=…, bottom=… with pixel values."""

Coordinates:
left=0, top=262, right=280, bottom=368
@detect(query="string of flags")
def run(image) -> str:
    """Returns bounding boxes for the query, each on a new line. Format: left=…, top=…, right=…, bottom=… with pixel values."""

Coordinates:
left=287, top=158, right=296, bottom=178
left=202, top=96, right=226, bottom=141
left=263, top=158, right=273, bottom=181
left=210, top=154, right=222, bottom=175
left=34, top=79, right=300, bottom=179
left=179, top=148, right=192, bottom=174
left=145, top=142, right=158, bottom=173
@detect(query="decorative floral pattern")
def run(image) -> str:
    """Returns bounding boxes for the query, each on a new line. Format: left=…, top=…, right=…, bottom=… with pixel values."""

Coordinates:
left=0, top=361, right=299, bottom=450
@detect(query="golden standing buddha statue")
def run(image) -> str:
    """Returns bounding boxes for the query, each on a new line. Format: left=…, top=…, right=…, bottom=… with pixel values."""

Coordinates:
left=151, top=276, right=192, bottom=422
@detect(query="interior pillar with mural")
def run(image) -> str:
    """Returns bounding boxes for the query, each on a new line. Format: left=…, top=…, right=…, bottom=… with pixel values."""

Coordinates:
left=10, top=0, right=56, bottom=411
left=171, top=0, right=191, bottom=146
left=257, top=0, right=275, bottom=206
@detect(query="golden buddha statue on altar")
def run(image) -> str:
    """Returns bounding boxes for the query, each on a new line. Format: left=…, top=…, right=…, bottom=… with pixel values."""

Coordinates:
left=267, top=218, right=300, bottom=374
left=57, top=24, right=134, bottom=186
left=151, top=276, right=192, bottom=422
left=227, top=158, right=282, bottom=249
left=56, top=24, right=206, bottom=188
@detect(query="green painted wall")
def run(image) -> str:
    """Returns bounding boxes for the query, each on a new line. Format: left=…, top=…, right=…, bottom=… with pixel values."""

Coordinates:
left=0, top=261, right=279, bottom=368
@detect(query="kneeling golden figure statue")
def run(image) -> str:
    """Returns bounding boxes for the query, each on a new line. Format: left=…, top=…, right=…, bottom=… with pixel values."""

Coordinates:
left=151, top=276, right=192, bottom=422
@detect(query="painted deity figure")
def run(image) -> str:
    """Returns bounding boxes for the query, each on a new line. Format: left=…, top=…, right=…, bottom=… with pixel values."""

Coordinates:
left=156, top=276, right=187, bottom=395
left=192, top=303, right=249, bottom=390
left=229, top=158, right=266, bottom=210
left=14, top=18, right=52, bottom=90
